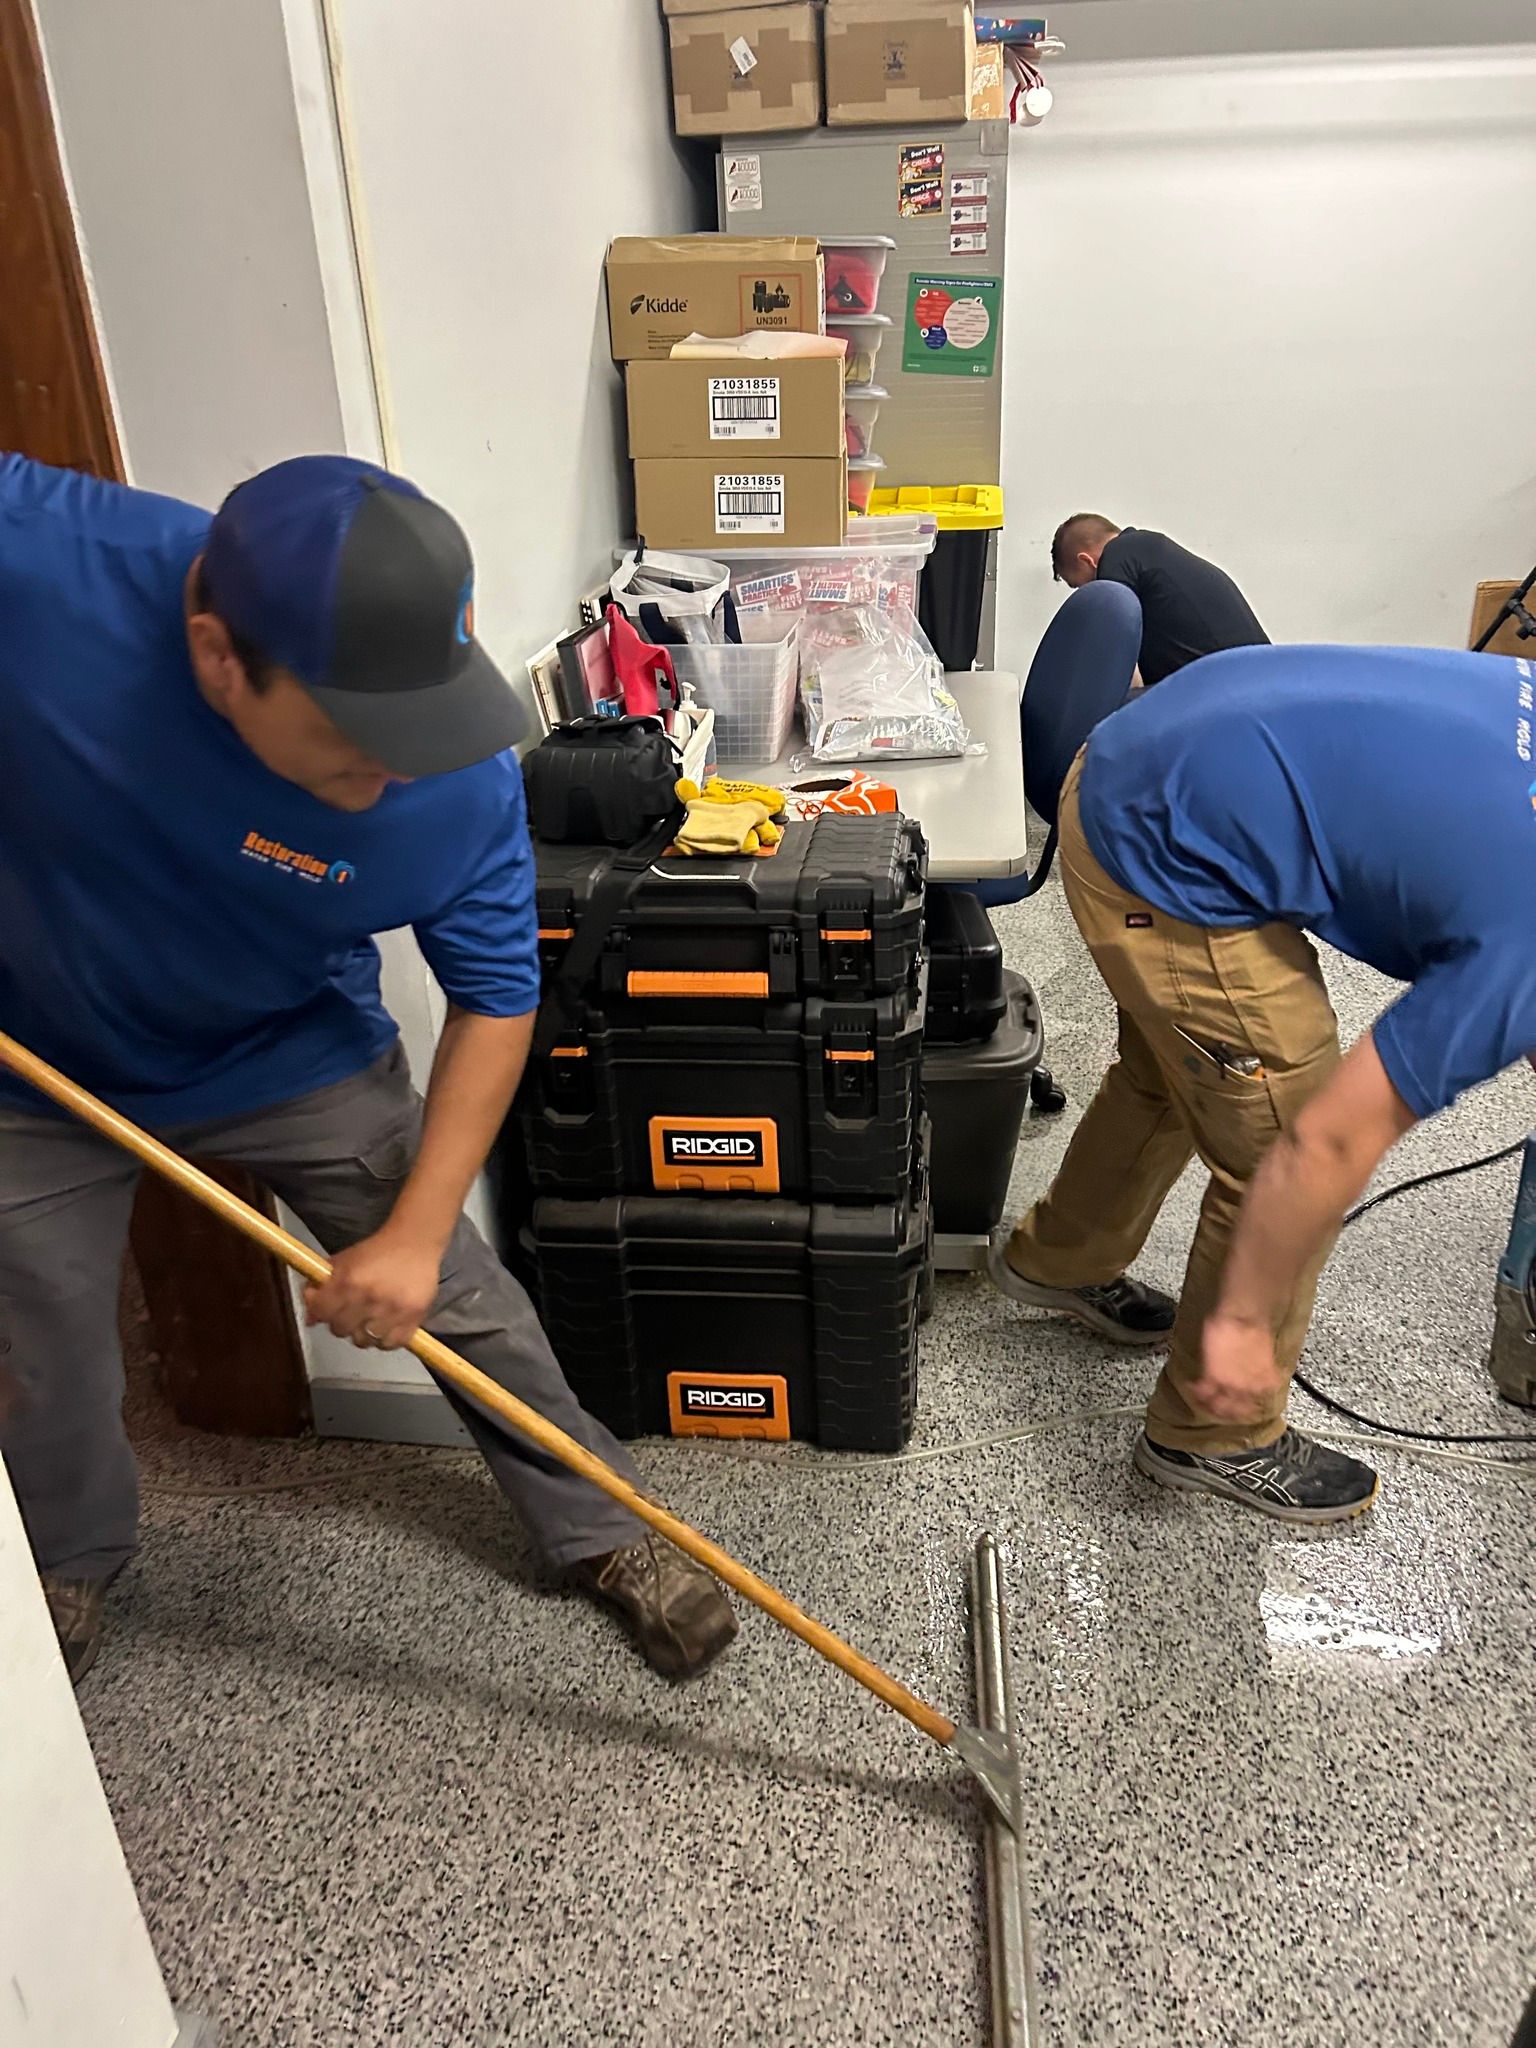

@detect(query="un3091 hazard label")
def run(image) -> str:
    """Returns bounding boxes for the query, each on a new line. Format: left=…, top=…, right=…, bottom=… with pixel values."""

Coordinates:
left=714, top=472, right=785, bottom=534
left=708, top=375, right=780, bottom=440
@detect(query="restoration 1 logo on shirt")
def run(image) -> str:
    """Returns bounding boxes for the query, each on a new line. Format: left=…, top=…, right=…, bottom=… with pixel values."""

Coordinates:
left=903, top=272, right=1001, bottom=378
left=241, top=830, right=357, bottom=886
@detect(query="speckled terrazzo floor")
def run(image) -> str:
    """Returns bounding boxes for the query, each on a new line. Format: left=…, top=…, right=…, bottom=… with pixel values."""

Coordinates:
left=86, top=871, right=1536, bottom=2048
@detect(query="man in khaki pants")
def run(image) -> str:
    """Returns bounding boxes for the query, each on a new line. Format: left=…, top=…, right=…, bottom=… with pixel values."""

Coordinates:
left=993, top=641, right=1536, bottom=1524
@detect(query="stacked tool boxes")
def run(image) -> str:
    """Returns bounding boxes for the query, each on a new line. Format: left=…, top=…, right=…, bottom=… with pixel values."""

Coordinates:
left=516, top=814, right=931, bottom=1452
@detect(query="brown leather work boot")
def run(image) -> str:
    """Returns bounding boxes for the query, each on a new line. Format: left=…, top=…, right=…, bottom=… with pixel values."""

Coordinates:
left=570, top=1536, right=738, bottom=1679
left=42, top=1574, right=108, bottom=1686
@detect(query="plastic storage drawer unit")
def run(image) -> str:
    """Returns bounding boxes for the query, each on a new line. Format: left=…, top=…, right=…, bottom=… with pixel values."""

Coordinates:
left=534, top=1178, right=927, bottom=1452
left=535, top=814, right=928, bottom=1015
left=924, top=886, right=1006, bottom=1045
left=924, top=970, right=1043, bottom=1235
left=523, top=983, right=923, bottom=1203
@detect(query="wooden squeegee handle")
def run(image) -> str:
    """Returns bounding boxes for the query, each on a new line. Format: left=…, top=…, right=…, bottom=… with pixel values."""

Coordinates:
left=0, top=1030, right=957, bottom=1750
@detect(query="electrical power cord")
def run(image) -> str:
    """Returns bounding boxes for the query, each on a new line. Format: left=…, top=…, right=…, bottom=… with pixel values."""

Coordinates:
left=1291, top=1139, right=1536, bottom=1450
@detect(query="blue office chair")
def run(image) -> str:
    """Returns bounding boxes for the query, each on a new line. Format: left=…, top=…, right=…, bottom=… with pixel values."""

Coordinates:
left=971, top=577, right=1143, bottom=908
left=933, top=578, right=1142, bottom=1114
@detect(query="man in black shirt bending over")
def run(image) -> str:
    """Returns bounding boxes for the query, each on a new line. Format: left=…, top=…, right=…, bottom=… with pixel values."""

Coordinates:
left=1051, top=514, right=1268, bottom=685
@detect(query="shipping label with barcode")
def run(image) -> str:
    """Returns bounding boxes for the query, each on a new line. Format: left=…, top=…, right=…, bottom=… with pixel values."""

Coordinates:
left=708, top=375, right=781, bottom=440
left=714, top=472, right=786, bottom=534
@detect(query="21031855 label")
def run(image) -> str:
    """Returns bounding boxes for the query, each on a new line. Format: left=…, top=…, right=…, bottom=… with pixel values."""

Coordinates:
left=708, top=375, right=781, bottom=440
left=714, top=471, right=785, bottom=534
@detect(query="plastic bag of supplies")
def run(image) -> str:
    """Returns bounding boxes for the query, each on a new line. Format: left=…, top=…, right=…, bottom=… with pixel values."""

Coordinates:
left=797, top=602, right=980, bottom=764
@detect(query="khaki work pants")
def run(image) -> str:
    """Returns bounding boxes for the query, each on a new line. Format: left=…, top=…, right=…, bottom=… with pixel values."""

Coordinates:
left=1008, top=754, right=1341, bottom=1452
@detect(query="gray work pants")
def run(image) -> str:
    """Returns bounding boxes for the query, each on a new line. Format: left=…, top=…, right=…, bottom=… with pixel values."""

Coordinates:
left=0, top=1044, right=645, bottom=1580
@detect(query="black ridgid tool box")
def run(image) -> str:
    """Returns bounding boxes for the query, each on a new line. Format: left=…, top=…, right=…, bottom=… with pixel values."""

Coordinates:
left=532, top=1124, right=930, bottom=1453
left=533, top=813, right=927, bottom=1014
left=521, top=980, right=924, bottom=1203
left=923, top=885, right=1007, bottom=1046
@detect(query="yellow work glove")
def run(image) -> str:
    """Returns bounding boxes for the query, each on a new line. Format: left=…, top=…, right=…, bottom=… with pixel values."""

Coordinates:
left=703, top=775, right=787, bottom=814
left=673, top=795, right=777, bottom=856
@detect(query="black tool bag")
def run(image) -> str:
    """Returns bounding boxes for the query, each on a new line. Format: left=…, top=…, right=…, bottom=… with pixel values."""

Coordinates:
left=531, top=813, right=680, bottom=1062
left=522, top=715, right=682, bottom=848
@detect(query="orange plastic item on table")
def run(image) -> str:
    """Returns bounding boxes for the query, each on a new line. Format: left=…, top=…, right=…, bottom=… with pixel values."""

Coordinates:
left=782, top=771, right=899, bottom=820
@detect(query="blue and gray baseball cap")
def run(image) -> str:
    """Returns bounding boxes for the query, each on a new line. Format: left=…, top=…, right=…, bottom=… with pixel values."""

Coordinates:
left=202, top=454, right=523, bottom=777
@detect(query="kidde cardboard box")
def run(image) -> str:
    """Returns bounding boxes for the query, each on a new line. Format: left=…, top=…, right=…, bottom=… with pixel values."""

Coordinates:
left=664, top=1, right=822, bottom=136
left=627, top=355, right=845, bottom=460
left=634, top=456, right=848, bottom=549
left=825, top=0, right=976, bottom=125
left=606, top=236, right=824, bottom=362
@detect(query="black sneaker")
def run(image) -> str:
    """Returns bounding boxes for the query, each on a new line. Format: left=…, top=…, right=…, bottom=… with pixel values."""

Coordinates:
left=989, top=1240, right=1175, bottom=1347
left=1134, top=1427, right=1380, bottom=1525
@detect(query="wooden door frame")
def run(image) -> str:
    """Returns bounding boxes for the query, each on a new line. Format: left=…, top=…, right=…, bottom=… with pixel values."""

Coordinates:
left=0, top=0, right=120, bottom=475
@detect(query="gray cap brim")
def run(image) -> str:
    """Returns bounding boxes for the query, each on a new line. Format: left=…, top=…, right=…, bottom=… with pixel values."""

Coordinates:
left=306, top=641, right=526, bottom=778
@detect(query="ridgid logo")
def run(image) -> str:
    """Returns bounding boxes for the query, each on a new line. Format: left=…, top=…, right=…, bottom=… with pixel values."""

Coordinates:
left=662, top=1128, right=766, bottom=1168
left=241, top=831, right=357, bottom=885
left=668, top=1370, right=789, bottom=1439
left=678, top=1382, right=776, bottom=1417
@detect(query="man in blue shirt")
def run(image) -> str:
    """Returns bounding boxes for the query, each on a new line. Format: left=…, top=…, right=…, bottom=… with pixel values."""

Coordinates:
left=992, top=642, right=1536, bottom=1522
left=0, top=452, right=736, bottom=1682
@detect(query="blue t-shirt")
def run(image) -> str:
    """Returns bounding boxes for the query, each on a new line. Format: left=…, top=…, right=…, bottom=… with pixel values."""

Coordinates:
left=1077, top=643, right=1536, bottom=1120
left=0, top=454, right=539, bottom=1124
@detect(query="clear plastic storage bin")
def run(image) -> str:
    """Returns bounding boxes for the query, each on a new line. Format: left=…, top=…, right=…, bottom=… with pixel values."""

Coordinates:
left=844, top=384, right=886, bottom=461
left=827, top=314, right=891, bottom=388
left=821, top=236, right=897, bottom=318
left=704, top=532, right=936, bottom=627
left=668, top=628, right=799, bottom=762
left=847, top=454, right=886, bottom=515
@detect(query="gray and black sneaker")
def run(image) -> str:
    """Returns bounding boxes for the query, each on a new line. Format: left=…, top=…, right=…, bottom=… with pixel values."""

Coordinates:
left=1134, top=1427, right=1380, bottom=1525
left=989, top=1239, right=1175, bottom=1348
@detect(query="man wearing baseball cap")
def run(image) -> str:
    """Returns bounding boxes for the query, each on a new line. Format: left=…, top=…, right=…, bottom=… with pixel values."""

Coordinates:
left=0, top=450, right=737, bottom=1683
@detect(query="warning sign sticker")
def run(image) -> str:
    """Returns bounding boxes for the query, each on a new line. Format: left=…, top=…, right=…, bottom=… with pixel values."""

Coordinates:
left=708, top=374, right=781, bottom=440
left=714, top=472, right=786, bottom=534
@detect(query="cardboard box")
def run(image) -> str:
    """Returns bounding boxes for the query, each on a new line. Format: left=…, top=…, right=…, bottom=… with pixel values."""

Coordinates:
left=1468, top=578, right=1536, bottom=658
left=606, top=235, right=824, bottom=362
left=634, top=456, right=848, bottom=549
left=666, top=2, right=821, bottom=136
left=825, top=0, right=976, bottom=126
left=969, top=37, right=1007, bottom=119
left=627, top=355, right=845, bottom=459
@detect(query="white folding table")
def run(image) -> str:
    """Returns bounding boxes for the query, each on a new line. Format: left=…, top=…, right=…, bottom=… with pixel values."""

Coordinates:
left=726, top=670, right=1031, bottom=1272
left=725, top=670, right=1028, bottom=882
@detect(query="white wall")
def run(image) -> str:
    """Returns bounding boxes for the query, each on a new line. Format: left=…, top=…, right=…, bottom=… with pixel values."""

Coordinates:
left=325, top=0, right=707, bottom=716
left=1041, top=0, right=1536, bottom=66
left=32, top=0, right=348, bottom=507
left=0, top=1471, right=178, bottom=2048
left=29, top=0, right=447, bottom=1405
left=998, top=38, right=1536, bottom=664
left=264, top=0, right=707, bottom=1418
